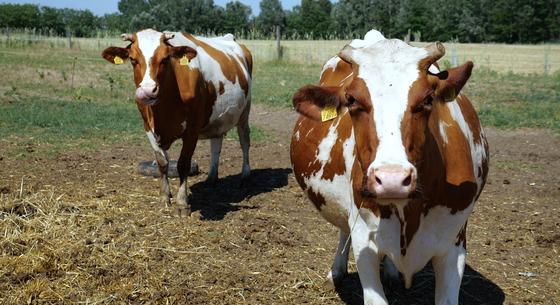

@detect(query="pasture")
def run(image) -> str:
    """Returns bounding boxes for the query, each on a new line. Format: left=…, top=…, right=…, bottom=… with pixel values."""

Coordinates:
left=0, top=38, right=559, bottom=304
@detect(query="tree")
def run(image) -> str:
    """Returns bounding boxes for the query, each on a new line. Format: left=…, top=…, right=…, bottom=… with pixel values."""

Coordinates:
left=298, top=0, right=333, bottom=38
left=223, top=1, right=252, bottom=34
left=256, top=0, right=285, bottom=35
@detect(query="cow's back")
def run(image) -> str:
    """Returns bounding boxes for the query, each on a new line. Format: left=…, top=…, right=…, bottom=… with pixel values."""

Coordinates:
left=169, top=33, right=253, bottom=138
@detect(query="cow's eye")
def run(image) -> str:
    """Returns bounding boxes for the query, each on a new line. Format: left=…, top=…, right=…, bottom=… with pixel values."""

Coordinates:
left=413, top=95, right=434, bottom=113
left=345, top=94, right=358, bottom=109
left=130, top=59, right=138, bottom=65
left=425, top=95, right=433, bottom=106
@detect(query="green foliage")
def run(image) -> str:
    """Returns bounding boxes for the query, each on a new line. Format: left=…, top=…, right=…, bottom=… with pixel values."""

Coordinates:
left=223, top=1, right=252, bottom=34
left=1, top=0, right=559, bottom=42
left=256, top=0, right=285, bottom=34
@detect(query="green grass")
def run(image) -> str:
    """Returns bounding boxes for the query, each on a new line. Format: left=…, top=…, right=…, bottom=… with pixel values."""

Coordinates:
left=252, top=60, right=320, bottom=107
left=0, top=43, right=558, bottom=158
left=465, top=68, right=560, bottom=131
left=225, top=124, right=269, bottom=142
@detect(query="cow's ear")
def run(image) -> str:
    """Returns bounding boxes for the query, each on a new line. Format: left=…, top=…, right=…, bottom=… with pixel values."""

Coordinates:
left=434, top=61, right=473, bottom=101
left=169, top=46, right=197, bottom=61
left=101, top=47, right=129, bottom=65
left=292, top=85, right=343, bottom=121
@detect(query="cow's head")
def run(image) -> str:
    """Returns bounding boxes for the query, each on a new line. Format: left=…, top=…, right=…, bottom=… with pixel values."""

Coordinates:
left=101, top=29, right=197, bottom=105
left=293, top=39, right=473, bottom=205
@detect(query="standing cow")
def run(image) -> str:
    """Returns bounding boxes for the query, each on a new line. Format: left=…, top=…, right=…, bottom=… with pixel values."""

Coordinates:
left=102, top=29, right=252, bottom=215
left=290, top=30, right=488, bottom=305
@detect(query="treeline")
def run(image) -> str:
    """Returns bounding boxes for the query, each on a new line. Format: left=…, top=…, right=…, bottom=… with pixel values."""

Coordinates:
left=1, top=0, right=559, bottom=43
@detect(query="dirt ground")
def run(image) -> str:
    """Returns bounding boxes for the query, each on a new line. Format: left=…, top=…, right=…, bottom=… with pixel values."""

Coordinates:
left=1, top=104, right=559, bottom=304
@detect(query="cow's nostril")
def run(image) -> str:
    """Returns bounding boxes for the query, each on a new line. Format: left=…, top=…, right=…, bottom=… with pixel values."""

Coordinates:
left=152, top=86, right=158, bottom=93
left=375, top=176, right=382, bottom=185
left=402, top=174, right=412, bottom=186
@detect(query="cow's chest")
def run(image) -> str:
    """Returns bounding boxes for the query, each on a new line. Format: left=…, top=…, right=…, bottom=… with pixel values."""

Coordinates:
left=370, top=203, right=474, bottom=278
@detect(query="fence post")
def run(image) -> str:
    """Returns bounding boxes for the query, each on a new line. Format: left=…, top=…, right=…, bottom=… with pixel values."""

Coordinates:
left=66, top=28, right=73, bottom=49
left=544, top=45, right=550, bottom=75
left=276, top=25, right=282, bottom=60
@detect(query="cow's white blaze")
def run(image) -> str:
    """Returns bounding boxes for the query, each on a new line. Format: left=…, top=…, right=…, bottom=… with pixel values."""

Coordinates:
left=137, top=29, right=163, bottom=89
left=350, top=39, right=428, bottom=175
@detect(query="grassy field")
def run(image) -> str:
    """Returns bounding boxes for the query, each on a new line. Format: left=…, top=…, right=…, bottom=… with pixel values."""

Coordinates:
left=0, top=41, right=558, bottom=158
left=2, top=33, right=559, bottom=74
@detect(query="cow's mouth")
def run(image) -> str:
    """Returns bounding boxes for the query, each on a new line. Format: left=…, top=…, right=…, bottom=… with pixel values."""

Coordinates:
left=361, top=187, right=421, bottom=201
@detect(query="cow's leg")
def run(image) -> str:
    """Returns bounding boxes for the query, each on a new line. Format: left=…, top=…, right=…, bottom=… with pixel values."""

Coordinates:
left=432, top=243, right=466, bottom=305
left=382, top=255, right=400, bottom=283
left=326, top=230, right=350, bottom=288
left=207, top=136, right=223, bottom=183
left=350, top=216, right=387, bottom=305
left=146, top=131, right=171, bottom=205
left=176, top=131, right=199, bottom=216
left=236, top=105, right=251, bottom=181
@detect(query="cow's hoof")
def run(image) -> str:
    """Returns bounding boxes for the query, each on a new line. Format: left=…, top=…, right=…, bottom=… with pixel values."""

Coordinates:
left=160, top=196, right=171, bottom=207
left=323, top=270, right=345, bottom=290
left=176, top=204, right=191, bottom=217
left=205, top=175, right=218, bottom=185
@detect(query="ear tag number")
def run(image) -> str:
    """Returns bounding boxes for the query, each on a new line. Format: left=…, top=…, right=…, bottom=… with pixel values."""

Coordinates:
left=114, top=56, right=124, bottom=65
left=321, top=106, right=338, bottom=122
left=179, top=55, right=189, bottom=66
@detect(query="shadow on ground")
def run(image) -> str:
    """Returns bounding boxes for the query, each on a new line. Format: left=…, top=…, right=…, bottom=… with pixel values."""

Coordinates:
left=188, top=167, right=292, bottom=220
left=336, top=264, right=504, bottom=305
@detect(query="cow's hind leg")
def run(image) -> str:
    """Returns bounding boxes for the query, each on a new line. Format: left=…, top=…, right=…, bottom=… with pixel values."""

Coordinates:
left=176, top=132, right=199, bottom=216
left=432, top=242, right=466, bottom=305
left=147, top=131, right=171, bottom=205
left=325, top=230, right=350, bottom=289
left=236, top=109, right=251, bottom=182
left=207, top=136, right=223, bottom=183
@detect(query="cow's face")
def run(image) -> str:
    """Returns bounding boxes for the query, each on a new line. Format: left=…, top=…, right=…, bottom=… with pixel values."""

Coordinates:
left=293, top=40, right=473, bottom=205
left=101, top=29, right=197, bottom=105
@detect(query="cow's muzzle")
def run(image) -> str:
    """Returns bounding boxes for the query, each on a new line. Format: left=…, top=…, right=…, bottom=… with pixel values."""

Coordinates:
left=135, top=85, right=159, bottom=105
left=364, top=164, right=417, bottom=201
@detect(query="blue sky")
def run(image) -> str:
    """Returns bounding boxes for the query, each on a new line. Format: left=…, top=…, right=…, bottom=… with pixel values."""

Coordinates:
left=0, top=0, right=303, bottom=16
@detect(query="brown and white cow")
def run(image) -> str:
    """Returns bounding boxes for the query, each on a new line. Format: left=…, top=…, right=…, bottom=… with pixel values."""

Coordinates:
left=290, top=30, right=488, bottom=305
left=102, top=29, right=252, bottom=215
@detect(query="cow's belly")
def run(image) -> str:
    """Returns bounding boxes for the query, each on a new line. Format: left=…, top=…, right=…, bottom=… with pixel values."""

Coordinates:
left=200, top=88, right=248, bottom=138
left=372, top=202, right=474, bottom=280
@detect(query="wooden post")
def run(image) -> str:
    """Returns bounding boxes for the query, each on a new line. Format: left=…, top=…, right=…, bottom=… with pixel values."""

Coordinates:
left=276, top=25, right=282, bottom=60
left=66, top=28, right=73, bottom=49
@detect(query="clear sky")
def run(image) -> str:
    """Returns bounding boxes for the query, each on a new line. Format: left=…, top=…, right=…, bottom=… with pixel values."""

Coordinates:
left=0, top=0, right=303, bottom=16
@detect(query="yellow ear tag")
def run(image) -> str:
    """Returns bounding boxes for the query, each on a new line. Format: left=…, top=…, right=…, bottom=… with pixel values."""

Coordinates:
left=179, top=55, right=189, bottom=66
left=114, top=56, right=124, bottom=65
left=321, top=106, right=338, bottom=122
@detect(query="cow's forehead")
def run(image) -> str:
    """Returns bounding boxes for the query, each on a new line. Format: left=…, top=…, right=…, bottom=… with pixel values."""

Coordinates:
left=353, top=39, right=428, bottom=68
left=353, top=40, right=429, bottom=100
left=136, top=29, right=162, bottom=60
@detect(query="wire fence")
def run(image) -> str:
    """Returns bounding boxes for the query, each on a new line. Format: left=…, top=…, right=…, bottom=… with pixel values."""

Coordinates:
left=1, top=30, right=558, bottom=74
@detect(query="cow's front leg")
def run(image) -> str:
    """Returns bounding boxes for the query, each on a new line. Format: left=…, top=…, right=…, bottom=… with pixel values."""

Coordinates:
left=147, top=131, right=171, bottom=205
left=432, top=242, right=466, bottom=305
left=176, top=131, right=199, bottom=216
left=326, top=230, right=350, bottom=289
left=350, top=217, right=387, bottom=305
left=207, top=136, right=223, bottom=183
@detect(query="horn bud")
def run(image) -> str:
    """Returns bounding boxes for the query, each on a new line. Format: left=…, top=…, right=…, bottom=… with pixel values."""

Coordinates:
left=121, top=33, right=134, bottom=42
left=338, top=44, right=356, bottom=65
left=163, top=31, right=175, bottom=41
left=425, top=42, right=445, bottom=63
